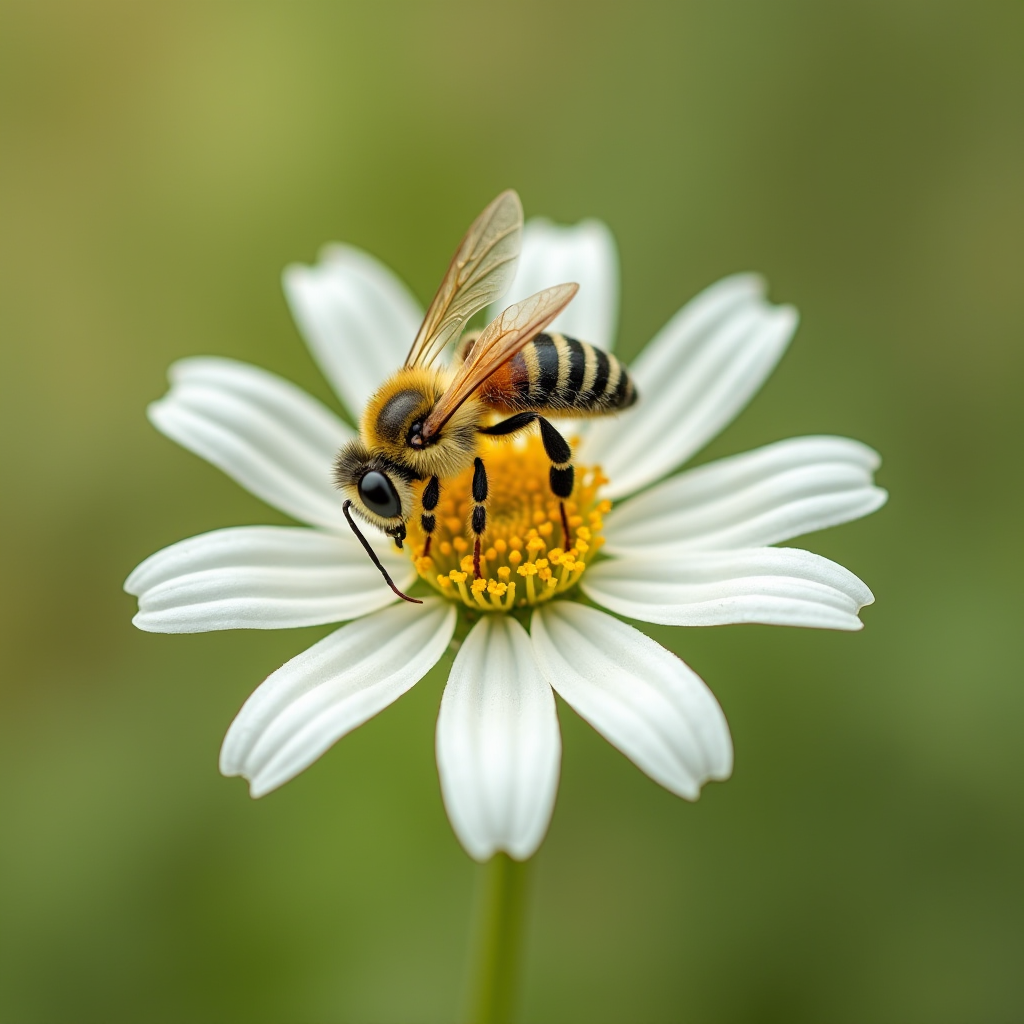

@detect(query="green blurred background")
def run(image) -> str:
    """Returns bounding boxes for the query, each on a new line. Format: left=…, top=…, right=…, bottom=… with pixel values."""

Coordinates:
left=1, top=3, right=1021, bottom=1022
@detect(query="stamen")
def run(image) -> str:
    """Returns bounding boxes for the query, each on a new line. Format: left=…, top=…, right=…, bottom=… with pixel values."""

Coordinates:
left=449, top=570, right=470, bottom=605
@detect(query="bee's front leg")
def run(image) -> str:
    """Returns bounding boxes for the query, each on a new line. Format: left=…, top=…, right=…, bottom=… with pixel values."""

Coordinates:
left=471, top=458, right=487, bottom=579
left=420, top=475, right=440, bottom=558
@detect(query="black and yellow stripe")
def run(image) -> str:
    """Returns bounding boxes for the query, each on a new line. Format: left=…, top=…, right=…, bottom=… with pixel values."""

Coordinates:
left=481, top=332, right=637, bottom=415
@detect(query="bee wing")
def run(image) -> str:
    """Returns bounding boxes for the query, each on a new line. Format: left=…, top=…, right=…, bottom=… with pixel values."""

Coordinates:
left=421, top=283, right=579, bottom=438
left=404, top=190, right=524, bottom=369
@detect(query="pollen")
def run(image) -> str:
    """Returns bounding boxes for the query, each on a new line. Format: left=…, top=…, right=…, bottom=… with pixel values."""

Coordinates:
left=405, top=434, right=608, bottom=612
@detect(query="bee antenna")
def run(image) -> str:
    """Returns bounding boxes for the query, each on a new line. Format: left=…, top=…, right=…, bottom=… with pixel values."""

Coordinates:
left=343, top=500, right=423, bottom=605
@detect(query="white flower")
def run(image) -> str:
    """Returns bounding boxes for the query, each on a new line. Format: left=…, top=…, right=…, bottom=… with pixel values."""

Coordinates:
left=125, top=215, right=886, bottom=862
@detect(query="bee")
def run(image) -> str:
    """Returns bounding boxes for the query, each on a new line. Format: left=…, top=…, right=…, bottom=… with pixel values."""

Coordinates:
left=335, top=190, right=637, bottom=603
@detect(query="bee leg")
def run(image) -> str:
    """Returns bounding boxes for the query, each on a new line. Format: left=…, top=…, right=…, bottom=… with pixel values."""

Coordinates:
left=481, top=414, right=575, bottom=544
left=558, top=502, right=571, bottom=549
left=420, top=475, right=440, bottom=558
left=471, top=457, right=487, bottom=579
left=537, top=417, right=574, bottom=547
left=478, top=411, right=537, bottom=437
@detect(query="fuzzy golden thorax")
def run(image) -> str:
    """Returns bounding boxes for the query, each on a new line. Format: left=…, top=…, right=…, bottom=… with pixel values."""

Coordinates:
left=360, top=366, right=483, bottom=482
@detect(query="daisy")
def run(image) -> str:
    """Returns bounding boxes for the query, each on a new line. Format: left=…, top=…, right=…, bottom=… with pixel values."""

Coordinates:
left=125, top=210, right=886, bottom=862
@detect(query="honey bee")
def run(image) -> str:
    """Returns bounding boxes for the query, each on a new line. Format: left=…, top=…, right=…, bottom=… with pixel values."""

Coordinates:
left=335, top=190, right=637, bottom=602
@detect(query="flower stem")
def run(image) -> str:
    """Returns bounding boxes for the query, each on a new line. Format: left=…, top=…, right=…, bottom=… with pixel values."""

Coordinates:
left=465, top=852, right=530, bottom=1024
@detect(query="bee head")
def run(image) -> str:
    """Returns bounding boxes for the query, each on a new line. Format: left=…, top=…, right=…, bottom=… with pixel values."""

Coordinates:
left=334, top=440, right=415, bottom=544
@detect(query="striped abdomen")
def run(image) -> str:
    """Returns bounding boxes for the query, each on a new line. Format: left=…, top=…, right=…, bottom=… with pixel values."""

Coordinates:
left=479, top=332, right=637, bottom=416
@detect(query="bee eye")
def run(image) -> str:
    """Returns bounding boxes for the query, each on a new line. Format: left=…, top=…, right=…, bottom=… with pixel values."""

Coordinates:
left=358, top=471, right=401, bottom=518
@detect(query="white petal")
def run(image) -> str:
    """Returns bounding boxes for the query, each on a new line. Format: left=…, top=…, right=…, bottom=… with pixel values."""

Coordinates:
left=488, top=217, right=619, bottom=351
left=583, top=547, right=873, bottom=631
left=125, top=526, right=414, bottom=632
left=532, top=603, right=732, bottom=799
left=283, top=244, right=424, bottom=417
left=435, top=615, right=561, bottom=861
left=221, top=600, right=455, bottom=797
left=583, top=274, right=797, bottom=497
left=604, top=436, right=888, bottom=555
left=149, top=357, right=351, bottom=530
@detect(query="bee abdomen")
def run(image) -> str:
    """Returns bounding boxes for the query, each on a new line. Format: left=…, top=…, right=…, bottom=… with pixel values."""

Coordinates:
left=481, top=332, right=636, bottom=414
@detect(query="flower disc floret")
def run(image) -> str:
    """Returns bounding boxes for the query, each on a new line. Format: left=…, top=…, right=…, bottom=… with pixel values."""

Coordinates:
left=406, top=435, right=609, bottom=611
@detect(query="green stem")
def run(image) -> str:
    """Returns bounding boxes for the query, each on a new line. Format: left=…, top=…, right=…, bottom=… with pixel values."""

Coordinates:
left=465, top=852, right=530, bottom=1024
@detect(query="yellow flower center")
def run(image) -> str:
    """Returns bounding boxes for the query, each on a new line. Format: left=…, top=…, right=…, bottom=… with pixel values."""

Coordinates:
left=405, top=434, right=610, bottom=612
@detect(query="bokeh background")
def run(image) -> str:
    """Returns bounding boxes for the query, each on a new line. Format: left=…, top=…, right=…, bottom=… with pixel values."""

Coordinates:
left=1, top=3, right=1021, bottom=1022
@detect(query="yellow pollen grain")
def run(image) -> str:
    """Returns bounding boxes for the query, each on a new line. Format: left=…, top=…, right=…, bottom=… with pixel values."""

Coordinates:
left=497, top=566, right=511, bottom=582
left=494, top=538, right=507, bottom=554
left=508, top=550, right=522, bottom=566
